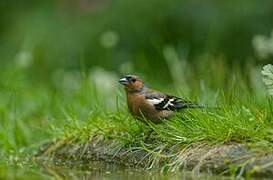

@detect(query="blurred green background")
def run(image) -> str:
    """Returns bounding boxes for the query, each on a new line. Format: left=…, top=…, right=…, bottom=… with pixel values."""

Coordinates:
left=1, top=0, right=273, bottom=80
left=0, top=0, right=273, bottom=155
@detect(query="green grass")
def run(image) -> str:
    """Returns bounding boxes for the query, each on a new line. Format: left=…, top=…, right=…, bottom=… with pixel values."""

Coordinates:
left=1, top=0, right=273, bottom=177
left=56, top=60, right=273, bottom=151
left=53, top=64, right=273, bottom=168
left=50, top=84, right=273, bottom=175
left=60, top=93, right=273, bottom=147
left=0, top=61, right=272, bottom=173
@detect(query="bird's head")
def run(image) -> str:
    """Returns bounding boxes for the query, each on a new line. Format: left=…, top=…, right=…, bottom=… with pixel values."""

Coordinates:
left=119, top=75, right=144, bottom=93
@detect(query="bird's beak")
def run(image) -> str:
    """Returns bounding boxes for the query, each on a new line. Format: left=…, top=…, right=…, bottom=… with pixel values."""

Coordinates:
left=119, top=77, right=129, bottom=85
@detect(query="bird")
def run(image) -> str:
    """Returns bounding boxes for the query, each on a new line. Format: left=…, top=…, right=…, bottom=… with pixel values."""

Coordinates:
left=119, top=75, right=203, bottom=124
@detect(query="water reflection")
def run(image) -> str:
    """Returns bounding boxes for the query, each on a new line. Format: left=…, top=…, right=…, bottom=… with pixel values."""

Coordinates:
left=0, top=161, right=227, bottom=180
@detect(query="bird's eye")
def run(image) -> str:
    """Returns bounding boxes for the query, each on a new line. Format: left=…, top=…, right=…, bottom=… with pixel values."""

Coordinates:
left=131, top=79, right=136, bottom=83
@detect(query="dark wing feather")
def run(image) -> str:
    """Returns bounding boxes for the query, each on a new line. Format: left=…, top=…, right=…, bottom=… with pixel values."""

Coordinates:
left=154, top=95, right=202, bottom=110
left=143, top=89, right=203, bottom=111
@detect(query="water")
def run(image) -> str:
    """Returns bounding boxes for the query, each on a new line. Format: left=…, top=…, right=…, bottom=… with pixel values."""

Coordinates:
left=0, top=160, right=226, bottom=180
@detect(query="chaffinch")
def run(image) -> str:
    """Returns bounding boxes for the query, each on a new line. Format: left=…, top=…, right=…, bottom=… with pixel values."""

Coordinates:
left=119, top=75, right=203, bottom=124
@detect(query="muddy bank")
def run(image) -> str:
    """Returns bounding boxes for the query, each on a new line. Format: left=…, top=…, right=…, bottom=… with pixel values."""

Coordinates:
left=36, top=137, right=273, bottom=178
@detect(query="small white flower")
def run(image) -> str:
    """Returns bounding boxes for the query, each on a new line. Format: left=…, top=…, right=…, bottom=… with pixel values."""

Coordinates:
left=261, top=64, right=273, bottom=96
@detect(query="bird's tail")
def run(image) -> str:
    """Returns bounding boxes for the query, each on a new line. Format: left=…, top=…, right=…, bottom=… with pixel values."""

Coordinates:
left=175, top=101, right=205, bottom=109
left=176, top=101, right=220, bottom=110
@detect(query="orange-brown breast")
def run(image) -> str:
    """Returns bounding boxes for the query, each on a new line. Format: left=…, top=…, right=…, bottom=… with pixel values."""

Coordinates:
left=126, top=93, right=173, bottom=123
